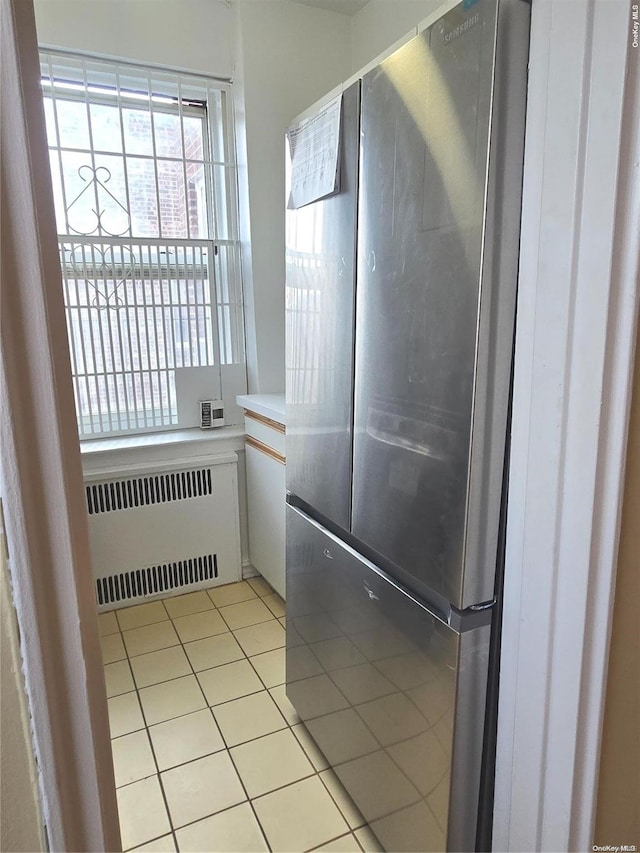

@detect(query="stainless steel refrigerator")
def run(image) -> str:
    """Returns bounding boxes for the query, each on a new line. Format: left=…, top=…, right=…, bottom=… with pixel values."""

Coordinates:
left=285, top=1, right=530, bottom=850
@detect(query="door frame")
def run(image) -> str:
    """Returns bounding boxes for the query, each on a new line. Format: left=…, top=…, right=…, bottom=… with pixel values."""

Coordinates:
left=0, top=0, right=120, bottom=849
left=493, top=1, right=639, bottom=850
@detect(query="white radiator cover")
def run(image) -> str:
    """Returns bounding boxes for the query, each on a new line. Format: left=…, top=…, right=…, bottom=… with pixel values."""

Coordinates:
left=85, top=452, right=242, bottom=611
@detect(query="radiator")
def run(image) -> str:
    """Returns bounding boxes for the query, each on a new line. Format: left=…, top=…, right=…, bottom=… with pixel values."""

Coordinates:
left=85, top=453, right=241, bottom=611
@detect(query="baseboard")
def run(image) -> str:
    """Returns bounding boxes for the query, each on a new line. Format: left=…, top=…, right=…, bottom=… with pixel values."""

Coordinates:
left=242, top=562, right=259, bottom=580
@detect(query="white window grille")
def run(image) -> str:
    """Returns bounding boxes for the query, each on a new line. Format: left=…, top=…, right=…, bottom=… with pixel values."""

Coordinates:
left=40, top=50, right=246, bottom=437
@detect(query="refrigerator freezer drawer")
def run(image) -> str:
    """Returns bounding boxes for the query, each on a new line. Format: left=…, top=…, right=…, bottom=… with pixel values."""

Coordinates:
left=286, top=505, right=490, bottom=852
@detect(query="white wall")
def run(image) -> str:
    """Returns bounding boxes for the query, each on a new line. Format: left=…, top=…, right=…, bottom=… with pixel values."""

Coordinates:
left=34, top=0, right=233, bottom=77
left=234, top=0, right=351, bottom=393
left=349, top=0, right=441, bottom=73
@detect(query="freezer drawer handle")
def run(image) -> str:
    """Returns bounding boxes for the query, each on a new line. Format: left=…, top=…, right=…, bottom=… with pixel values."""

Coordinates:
left=364, top=584, right=379, bottom=601
left=323, top=548, right=334, bottom=560
left=468, top=598, right=495, bottom=611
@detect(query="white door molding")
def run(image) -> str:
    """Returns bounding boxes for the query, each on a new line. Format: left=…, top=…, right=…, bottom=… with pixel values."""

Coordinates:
left=494, top=1, right=639, bottom=851
left=0, top=0, right=120, bottom=848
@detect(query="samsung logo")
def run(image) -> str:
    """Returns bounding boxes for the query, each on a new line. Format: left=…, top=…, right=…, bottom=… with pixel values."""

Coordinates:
left=441, top=12, right=481, bottom=44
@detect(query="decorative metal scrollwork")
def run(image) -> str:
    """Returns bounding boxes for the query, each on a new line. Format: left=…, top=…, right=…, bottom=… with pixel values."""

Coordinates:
left=67, top=243, right=138, bottom=310
left=66, top=165, right=131, bottom=238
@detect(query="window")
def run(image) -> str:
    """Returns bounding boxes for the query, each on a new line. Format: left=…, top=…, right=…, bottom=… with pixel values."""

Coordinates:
left=40, top=51, right=246, bottom=437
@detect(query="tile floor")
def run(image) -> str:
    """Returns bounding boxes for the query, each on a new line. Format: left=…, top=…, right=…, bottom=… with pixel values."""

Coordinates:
left=100, top=576, right=383, bottom=852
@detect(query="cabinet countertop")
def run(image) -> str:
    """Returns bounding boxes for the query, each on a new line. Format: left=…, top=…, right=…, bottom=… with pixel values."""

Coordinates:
left=236, top=393, right=285, bottom=426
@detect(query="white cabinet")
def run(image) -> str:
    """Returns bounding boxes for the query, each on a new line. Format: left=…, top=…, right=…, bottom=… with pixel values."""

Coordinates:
left=239, top=400, right=286, bottom=598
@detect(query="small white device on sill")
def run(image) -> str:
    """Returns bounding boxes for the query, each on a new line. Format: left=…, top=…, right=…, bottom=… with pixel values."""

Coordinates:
left=199, top=400, right=225, bottom=429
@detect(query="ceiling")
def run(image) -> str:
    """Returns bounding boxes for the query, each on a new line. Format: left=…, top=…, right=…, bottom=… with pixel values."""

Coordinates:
left=289, top=0, right=371, bottom=16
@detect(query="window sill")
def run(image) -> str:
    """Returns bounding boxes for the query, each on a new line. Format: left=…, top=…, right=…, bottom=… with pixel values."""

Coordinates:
left=80, top=426, right=246, bottom=477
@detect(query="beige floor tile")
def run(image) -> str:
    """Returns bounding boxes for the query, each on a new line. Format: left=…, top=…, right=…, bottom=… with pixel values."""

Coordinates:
left=163, top=590, right=215, bottom=619
left=149, top=708, right=225, bottom=771
left=101, top=632, right=126, bottom=664
left=207, top=581, right=257, bottom=608
left=116, top=776, right=171, bottom=850
left=111, top=729, right=156, bottom=787
left=98, top=610, right=119, bottom=636
left=175, top=802, right=268, bottom=852
left=246, top=576, right=274, bottom=597
left=139, top=674, right=207, bottom=726
left=197, top=659, right=263, bottom=706
left=130, top=834, right=177, bottom=852
left=232, top=619, right=285, bottom=657
left=184, top=632, right=244, bottom=672
left=230, top=728, right=314, bottom=798
left=249, top=647, right=285, bottom=688
left=262, top=593, right=285, bottom=619
left=279, top=616, right=286, bottom=627
left=172, top=609, right=227, bottom=643
left=354, top=826, right=384, bottom=853
left=122, top=621, right=179, bottom=657
left=212, top=690, right=287, bottom=747
left=130, top=645, right=191, bottom=689
left=269, top=684, right=301, bottom=725
left=253, top=775, right=349, bottom=852
left=313, top=834, right=362, bottom=852
left=292, top=723, right=330, bottom=771
left=108, top=692, right=145, bottom=738
left=320, top=769, right=367, bottom=830
left=117, top=600, right=168, bottom=631
left=104, top=660, right=135, bottom=698
left=161, top=751, right=246, bottom=828
left=218, top=598, right=273, bottom=630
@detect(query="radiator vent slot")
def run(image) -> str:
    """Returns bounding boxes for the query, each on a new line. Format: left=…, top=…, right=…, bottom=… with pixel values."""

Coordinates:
left=96, top=553, right=218, bottom=606
left=87, top=468, right=213, bottom=515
